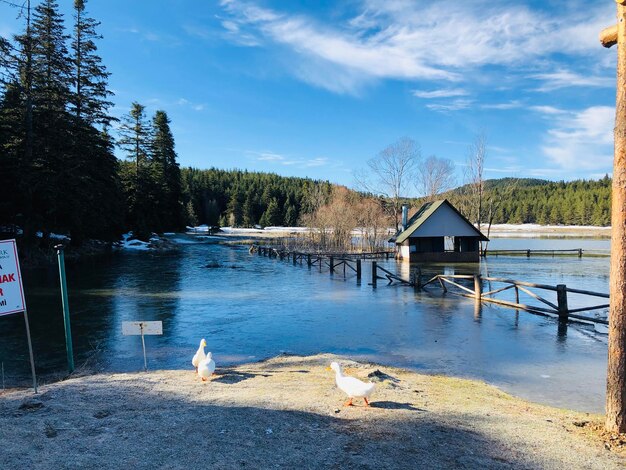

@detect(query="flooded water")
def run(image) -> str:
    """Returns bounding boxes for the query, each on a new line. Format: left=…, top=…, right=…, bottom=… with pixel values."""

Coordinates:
left=0, top=236, right=611, bottom=413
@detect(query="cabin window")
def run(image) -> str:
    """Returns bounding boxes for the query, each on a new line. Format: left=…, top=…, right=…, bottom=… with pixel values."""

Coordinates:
left=444, top=236, right=454, bottom=252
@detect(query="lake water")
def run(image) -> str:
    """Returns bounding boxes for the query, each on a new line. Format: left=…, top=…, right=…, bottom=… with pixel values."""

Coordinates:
left=0, top=235, right=611, bottom=413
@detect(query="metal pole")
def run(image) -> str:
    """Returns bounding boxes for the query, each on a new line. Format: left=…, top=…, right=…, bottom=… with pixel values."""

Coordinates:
left=140, top=323, right=147, bottom=371
left=56, top=246, right=74, bottom=374
left=23, top=308, right=37, bottom=393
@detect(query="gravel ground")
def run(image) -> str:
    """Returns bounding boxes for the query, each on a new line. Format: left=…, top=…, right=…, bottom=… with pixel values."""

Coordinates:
left=0, top=353, right=623, bottom=469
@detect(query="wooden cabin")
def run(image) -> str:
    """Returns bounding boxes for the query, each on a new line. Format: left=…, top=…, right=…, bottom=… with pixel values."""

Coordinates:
left=390, top=199, right=488, bottom=263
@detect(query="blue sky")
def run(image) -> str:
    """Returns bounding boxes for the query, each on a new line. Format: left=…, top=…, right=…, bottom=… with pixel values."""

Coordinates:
left=0, top=0, right=618, bottom=192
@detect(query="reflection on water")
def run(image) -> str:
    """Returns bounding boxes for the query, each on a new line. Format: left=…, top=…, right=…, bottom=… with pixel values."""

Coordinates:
left=0, top=237, right=609, bottom=413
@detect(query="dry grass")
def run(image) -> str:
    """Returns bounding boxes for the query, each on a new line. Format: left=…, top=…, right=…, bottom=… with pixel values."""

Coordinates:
left=0, top=353, right=624, bottom=469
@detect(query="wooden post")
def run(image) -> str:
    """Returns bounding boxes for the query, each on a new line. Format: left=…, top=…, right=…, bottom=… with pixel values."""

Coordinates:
left=329, top=256, right=334, bottom=274
left=356, top=259, right=361, bottom=281
left=578, top=248, right=583, bottom=258
left=515, top=285, right=520, bottom=304
left=371, top=261, right=377, bottom=287
left=601, top=2, right=626, bottom=432
left=556, top=284, right=568, bottom=320
left=526, top=249, right=531, bottom=258
left=307, top=254, right=311, bottom=267
left=474, top=275, right=482, bottom=301
left=292, top=252, right=297, bottom=265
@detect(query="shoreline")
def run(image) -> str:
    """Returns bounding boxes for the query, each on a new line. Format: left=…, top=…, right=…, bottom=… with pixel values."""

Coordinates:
left=185, top=224, right=612, bottom=241
left=1, top=353, right=623, bottom=469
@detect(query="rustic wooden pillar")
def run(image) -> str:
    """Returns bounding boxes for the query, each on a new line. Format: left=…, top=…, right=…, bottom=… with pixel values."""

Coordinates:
left=356, top=259, right=361, bottom=281
left=578, top=248, right=583, bottom=258
left=329, top=256, right=334, bottom=274
left=292, top=253, right=297, bottom=266
left=556, top=284, right=568, bottom=320
left=371, top=261, right=377, bottom=287
left=307, top=254, right=311, bottom=267
left=601, top=1, right=626, bottom=432
left=515, top=285, right=520, bottom=304
left=474, top=275, right=482, bottom=301
left=526, top=249, right=530, bottom=258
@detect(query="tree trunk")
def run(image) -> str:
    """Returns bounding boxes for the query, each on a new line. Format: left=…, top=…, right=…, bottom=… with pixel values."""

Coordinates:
left=607, top=0, right=626, bottom=434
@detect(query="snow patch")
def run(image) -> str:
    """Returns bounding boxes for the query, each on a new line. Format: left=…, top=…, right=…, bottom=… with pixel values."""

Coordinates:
left=119, top=232, right=151, bottom=251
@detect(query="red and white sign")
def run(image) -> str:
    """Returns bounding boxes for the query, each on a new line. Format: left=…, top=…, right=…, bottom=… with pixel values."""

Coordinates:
left=0, top=239, right=26, bottom=316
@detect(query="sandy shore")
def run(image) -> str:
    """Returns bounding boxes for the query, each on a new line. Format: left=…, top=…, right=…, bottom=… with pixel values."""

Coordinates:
left=0, top=354, right=624, bottom=469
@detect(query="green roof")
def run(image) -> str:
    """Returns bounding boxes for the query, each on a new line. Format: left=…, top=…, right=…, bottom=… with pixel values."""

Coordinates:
left=391, top=199, right=488, bottom=244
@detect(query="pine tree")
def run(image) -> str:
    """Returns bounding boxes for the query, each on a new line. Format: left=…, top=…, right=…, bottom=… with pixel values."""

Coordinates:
left=242, top=193, right=255, bottom=227
left=260, top=197, right=281, bottom=227
left=227, top=189, right=243, bottom=227
left=151, top=110, right=182, bottom=230
left=67, top=0, right=119, bottom=242
left=118, top=102, right=155, bottom=238
left=29, top=0, right=74, bottom=234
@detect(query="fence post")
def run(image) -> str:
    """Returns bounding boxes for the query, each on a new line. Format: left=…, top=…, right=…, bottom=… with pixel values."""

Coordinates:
left=515, top=285, right=519, bottom=304
left=292, top=252, right=297, bottom=265
left=372, top=261, right=377, bottom=287
left=356, top=259, right=361, bottom=281
left=307, top=254, right=311, bottom=267
left=329, top=256, right=334, bottom=274
left=411, top=267, right=421, bottom=290
left=474, top=275, right=482, bottom=301
left=557, top=284, right=568, bottom=320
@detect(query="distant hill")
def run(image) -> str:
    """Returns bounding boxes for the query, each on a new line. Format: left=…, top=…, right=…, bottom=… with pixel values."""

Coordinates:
left=439, top=175, right=611, bottom=226
left=450, top=178, right=550, bottom=195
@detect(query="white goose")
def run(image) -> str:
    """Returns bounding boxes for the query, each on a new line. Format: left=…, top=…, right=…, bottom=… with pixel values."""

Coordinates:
left=198, top=352, right=216, bottom=381
left=192, top=338, right=207, bottom=372
left=329, top=362, right=375, bottom=407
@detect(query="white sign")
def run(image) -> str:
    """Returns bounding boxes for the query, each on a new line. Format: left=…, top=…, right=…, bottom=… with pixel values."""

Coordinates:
left=122, top=321, right=163, bottom=336
left=0, top=239, right=26, bottom=316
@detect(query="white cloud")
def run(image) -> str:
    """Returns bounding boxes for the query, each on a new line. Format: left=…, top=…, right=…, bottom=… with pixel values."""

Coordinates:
left=246, top=150, right=334, bottom=168
left=481, top=100, right=523, bottom=110
left=530, top=105, right=567, bottom=116
left=305, top=157, right=329, bottom=167
left=530, top=70, right=613, bottom=92
left=257, top=152, right=286, bottom=162
left=413, top=89, right=468, bottom=99
left=425, top=99, right=474, bottom=112
left=541, top=106, right=614, bottom=170
left=177, top=98, right=206, bottom=112
left=218, top=0, right=614, bottom=93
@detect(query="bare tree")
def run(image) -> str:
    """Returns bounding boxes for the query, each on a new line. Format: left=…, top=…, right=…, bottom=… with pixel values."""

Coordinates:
left=356, top=197, right=392, bottom=251
left=355, top=137, right=420, bottom=230
left=483, top=178, right=519, bottom=252
left=417, top=155, right=456, bottom=201
left=465, top=133, right=487, bottom=238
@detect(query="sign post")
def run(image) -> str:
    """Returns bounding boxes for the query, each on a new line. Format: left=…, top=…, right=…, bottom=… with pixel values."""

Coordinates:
left=122, top=321, right=163, bottom=371
left=55, top=245, right=74, bottom=374
left=0, top=239, right=37, bottom=393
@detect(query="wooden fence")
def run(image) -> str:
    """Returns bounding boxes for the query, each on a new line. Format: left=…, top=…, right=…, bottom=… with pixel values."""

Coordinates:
left=481, top=249, right=610, bottom=258
left=421, top=274, right=609, bottom=325
left=251, top=244, right=609, bottom=326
